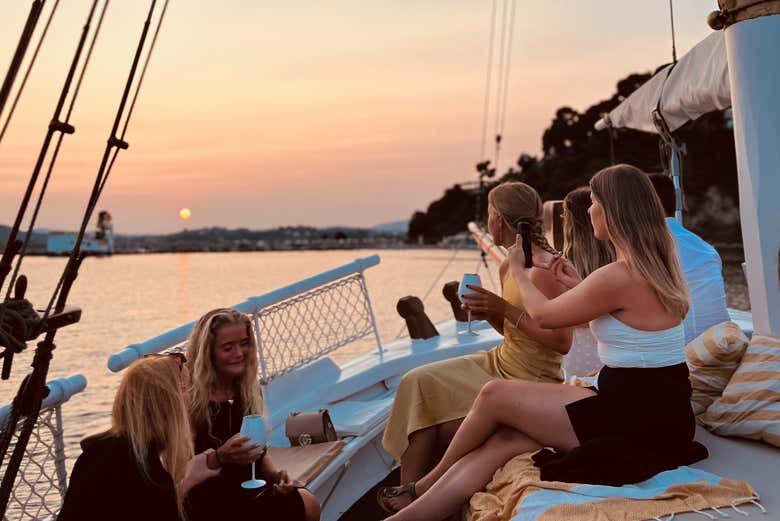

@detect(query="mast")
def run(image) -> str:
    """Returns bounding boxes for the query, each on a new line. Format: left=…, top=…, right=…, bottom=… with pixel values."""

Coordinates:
left=709, top=0, right=780, bottom=336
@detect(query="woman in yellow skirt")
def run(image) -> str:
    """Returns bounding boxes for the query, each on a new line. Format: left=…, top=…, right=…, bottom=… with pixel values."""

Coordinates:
left=379, top=182, right=573, bottom=513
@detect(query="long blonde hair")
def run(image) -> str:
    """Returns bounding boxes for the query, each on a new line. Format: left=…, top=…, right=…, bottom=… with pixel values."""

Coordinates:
left=112, top=357, right=193, bottom=511
left=488, top=181, right=558, bottom=255
left=590, top=164, right=689, bottom=318
left=186, top=308, right=263, bottom=436
left=563, top=186, right=615, bottom=278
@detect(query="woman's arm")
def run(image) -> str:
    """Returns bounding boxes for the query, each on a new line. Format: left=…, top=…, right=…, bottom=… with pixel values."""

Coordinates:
left=178, top=450, right=220, bottom=498
left=511, top=257, right=626, bottom=329
left=464, top=268, right=572, bottom=354
left=506, top=268, right=572, bottom=354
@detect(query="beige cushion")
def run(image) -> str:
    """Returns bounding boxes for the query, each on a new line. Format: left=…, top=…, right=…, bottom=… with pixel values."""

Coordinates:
left=267, top=440, right=344, bottom=486
left=700, top=333, right=780, bottom=447
left=685, top=321, right=749, bottom=415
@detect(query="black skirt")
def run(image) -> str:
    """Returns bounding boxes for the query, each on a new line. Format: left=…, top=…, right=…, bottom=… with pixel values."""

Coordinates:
left=533, top=363, right=707, bottom=486
left=566, top=363, right=696, bottom=446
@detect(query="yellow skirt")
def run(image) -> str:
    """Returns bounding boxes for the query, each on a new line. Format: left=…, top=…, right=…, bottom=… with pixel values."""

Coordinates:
left=382, top=348, right=556, bottom=461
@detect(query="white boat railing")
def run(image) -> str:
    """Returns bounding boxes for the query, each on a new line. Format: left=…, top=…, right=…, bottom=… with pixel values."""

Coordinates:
left=107, top=255, right=383, bottom=382
left=0, top=374, right=86, bottom=521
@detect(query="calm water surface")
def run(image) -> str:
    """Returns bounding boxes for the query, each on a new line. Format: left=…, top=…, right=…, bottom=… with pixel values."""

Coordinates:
left=0, top=249, right=500, bottom=467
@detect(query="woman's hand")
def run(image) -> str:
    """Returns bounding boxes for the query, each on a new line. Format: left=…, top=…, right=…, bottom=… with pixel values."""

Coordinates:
left=507, top=240, right=557, bottom=274
left=215, top=433, right=264, bottom=465
left=549, top=256, right=583, bottom=289
left=179, top=449, right=221, bottom=497
left=272, top=469, right=299, bottom=495
left=461, top=285, right=507, bottom=319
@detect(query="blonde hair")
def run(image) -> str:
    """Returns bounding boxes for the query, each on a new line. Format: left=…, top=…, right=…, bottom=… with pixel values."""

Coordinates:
left=186, top=308, right=263, bottom=437
left=488, top=181, right=558, bottom=255
left=590, top=164, right=689, bottom=318
left=112, top=357, right=193, bottom=511
left=563, top=186, right=615, bottom=278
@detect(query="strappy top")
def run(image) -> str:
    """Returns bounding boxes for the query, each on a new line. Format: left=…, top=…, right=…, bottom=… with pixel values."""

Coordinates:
left=495, top=271, right=563, bottom=382
left=590, top=313, right=685, bottom=368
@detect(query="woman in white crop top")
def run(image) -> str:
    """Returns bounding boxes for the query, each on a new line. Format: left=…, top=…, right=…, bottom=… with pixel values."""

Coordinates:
left=386, top=165, right=701, bottom=521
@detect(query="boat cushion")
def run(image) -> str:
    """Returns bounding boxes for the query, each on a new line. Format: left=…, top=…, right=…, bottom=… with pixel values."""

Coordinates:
left=327, top=391, right=396, bottom=437
left=267, top=440, right=344, bottom=486
left=700, top=333, right=780, bottom=447
left=685, top=321, right=749, bottom=414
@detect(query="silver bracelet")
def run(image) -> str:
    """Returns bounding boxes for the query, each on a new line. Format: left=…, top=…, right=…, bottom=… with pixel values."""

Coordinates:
left=514, top=311, right=527, bottom=329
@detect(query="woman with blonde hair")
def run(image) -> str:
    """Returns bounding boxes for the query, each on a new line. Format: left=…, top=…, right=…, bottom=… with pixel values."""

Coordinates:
left=185, top=308, right=320, bottom=521
left=385, top=164, right=704, bottom=521
left=59, top=355, right=218, bottom=521
left=378, top=181, right=572, bottom=513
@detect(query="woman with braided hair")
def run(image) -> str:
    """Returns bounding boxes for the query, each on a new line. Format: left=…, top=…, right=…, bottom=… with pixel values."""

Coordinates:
left=378, top=182, right=572, bottom=514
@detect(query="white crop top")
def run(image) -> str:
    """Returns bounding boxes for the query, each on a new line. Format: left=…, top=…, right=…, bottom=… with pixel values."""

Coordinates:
left=590, top=314, right=686, bottom=368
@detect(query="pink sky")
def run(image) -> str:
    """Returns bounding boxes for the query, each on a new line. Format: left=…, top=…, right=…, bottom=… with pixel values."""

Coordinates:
left=1, top=1, right=718, bottom=234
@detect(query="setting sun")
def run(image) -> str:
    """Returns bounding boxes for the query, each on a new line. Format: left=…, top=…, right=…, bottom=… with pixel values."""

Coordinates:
left=179, top=207, right=192, bottom=220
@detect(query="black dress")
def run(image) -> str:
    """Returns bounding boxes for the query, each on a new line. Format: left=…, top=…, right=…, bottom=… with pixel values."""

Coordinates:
left=186, top=399, right=306, bottom=521
left=58, top=432, right=180, bottom=521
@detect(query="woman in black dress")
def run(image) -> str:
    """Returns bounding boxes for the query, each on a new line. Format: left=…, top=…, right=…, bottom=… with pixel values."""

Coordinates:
left=59, top=355, right=218, bottom=521
left=185, top=308, right=321, bottom=521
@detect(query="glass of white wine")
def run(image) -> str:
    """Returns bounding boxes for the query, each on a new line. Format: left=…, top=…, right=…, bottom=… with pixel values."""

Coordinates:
left=239, top=414, right=269, bottom=489
left=458, top=273, right=483, bottom=336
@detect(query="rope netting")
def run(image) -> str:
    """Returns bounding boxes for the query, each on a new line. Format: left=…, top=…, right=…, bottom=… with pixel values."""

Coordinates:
left=1, top=407, right=66, bottom=521
left=254, top=273, right=378, bottom=383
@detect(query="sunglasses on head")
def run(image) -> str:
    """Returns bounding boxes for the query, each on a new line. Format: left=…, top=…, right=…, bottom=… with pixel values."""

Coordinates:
left=144, top=351, right=187, bottom=369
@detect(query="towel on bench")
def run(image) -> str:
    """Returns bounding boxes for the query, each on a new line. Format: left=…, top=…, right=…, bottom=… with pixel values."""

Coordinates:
left=469, top=453, right=758, bottom=521
left=267, top=441, right=344, bottom=486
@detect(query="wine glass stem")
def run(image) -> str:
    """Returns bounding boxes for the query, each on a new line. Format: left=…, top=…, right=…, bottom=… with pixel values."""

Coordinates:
left=467, top=310, right=472, bottom=334
left=251, top=461, right=256, bottom=481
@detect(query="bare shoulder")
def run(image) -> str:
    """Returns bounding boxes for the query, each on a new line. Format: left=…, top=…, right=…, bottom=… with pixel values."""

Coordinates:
left=579, top=262, right=635, bottom=302
left=589, top=261, right=632, bottom=284
left=529, top=264, right=567, bottom=298
left=499, top=259, right=509, bottom=279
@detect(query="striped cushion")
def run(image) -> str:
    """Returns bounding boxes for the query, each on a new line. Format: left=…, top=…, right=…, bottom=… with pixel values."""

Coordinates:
left=700, top=333, right=780, bottom=447
left=685, top=321, right=749, bottom=415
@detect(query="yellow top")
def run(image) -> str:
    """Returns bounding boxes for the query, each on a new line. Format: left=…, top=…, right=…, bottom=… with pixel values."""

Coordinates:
left=492, top=270, right=564, bottom=382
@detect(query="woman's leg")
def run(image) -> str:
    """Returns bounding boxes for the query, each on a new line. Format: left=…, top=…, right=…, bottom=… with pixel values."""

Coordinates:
left=434, top=419, right=462, bottom=459
left=298, top=489, right=321, bottom=521
left=416, top=380, right=595, bottom=495
left=387, top=428, right=539, bottom=521
left=385, top=419, right=464, bottom=511
left=401, top=426, right=438, bottom=484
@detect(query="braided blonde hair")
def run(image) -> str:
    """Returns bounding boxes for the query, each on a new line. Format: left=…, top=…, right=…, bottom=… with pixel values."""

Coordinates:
left=488, top=182, right=558, bottom=255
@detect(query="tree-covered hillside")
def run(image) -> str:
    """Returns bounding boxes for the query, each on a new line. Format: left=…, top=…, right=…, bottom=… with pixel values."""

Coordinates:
left=409, top=70, right=740, bottom=244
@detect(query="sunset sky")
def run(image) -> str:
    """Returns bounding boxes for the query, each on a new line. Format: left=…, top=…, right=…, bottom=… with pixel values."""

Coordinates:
left=1, top=1, right=718, bottom=234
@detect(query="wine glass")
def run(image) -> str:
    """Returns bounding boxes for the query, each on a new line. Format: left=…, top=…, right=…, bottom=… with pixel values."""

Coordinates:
left=458, top=273, right=483, bottom=336
left=239, top=414, right=269, bottom=489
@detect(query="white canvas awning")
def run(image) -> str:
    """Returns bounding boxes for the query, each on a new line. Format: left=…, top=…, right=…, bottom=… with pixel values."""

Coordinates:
left=595, top=31, right=731, bottom=133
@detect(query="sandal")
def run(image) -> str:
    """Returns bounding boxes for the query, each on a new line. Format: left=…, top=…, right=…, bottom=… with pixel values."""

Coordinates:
left=377, top=482, right=418, bottom=514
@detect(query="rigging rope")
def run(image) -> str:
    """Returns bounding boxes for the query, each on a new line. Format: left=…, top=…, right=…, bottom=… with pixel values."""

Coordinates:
left=0, top=0, right=103, bottom=370
left=492, top=0, right=508, bottom=170
left=478, top=0, right=497, bottom=162
left=4, top=0, right=109, bottom=311
left=497, top=0, right=516, bottom=139
left=0, top=2, right=167, bottom=515
left=0, top=0, right=60, bottom=145
left=669, top=0, right=678, bottom=64
left=45, top=0, right=168, bottom=321
left=0, top=1, right=46, bottom=124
